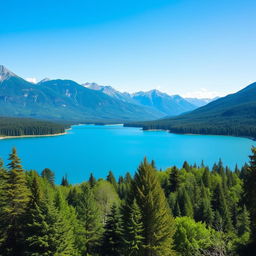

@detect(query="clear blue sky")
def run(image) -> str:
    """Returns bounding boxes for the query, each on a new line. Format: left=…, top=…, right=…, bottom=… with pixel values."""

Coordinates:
left=1, top=0, right=256, bottom=98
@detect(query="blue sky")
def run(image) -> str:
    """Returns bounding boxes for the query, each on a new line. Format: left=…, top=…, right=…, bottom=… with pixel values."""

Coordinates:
left=1, top=0, right=256, bottom=98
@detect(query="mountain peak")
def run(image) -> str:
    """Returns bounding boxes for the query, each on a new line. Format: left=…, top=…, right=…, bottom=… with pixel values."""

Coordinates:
left=38, top=77, right=51, bottom=84
left=0, top=65, right=16, bottom=81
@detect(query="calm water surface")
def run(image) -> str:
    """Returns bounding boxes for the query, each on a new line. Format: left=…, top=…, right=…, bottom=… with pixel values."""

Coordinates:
left=0, top=125, right=254, bottom=183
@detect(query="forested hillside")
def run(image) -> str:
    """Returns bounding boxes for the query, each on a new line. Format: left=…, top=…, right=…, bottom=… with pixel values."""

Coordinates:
left=126, top=82, right=256, bottom=138
left=0, top=117, right=67, bottom=137
left=0, top=148, right=256, bottom=255
left=0, top=65, right=163, bottom=122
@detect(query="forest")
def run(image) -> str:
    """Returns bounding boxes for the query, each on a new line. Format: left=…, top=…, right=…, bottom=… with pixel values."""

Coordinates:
left=124, top=116, right=256, bottom=139
left=0, top=117, right=67, bottom=137
left=0, top=148, right=256, bottom=256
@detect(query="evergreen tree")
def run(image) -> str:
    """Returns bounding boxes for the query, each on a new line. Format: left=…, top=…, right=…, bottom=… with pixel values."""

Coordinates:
left=197, top=187, right=214, bottom=226
left=237, top=205, right=251, bottom=238
left=67, top=187, right=79, bottom=207
left=183, top=161, right=190, bottom=171
left=54, top=191, right=78, bottom=255
left=75, top=183, right=103, bottom=255
left=25, top=176, right=77, bottom=256
left=41, top=168, right=55, bottom=186
left=212, top=183, right=233, bottom=232
left=178, top=188, right=194, bottom=218
left=0, top=148, right=31, bottom=255
left=61, top=174, right=69, bottom=186
left=107, top=171, right=118, bottom=192
left=0, top=159, right=8, bottom=247
left=88, top=173, right=96, bottom=187
left=133, top=158, right=176, bottom=256
left=102, top=203, right=122, bottom=256
left=202, top=168, right=211, bottom=188
left=243, top=147, right=256, bottom=239
left=121, top=199, right=144, bottom=256
left=169, top=166, right=180, bottom=193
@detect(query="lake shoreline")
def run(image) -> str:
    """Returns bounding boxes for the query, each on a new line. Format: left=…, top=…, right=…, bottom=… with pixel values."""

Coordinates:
left=140, top=127, right=256, bottom=141
left=0, top=132, right=67, bottom=140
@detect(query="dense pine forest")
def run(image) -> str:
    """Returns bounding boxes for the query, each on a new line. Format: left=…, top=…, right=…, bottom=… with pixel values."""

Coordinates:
left=124, top=118, right=256, bottom=139
left=0, top=117, right=67, bottom=137
left=0, top=148, right=256, bottom=256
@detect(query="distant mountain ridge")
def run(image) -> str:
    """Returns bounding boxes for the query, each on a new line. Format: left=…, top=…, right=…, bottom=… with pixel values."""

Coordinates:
left=84, top=83, right=207, bottom=116
left=0, top=65, right=164, bottom=122
left=126, top=82, right=256, bottom=138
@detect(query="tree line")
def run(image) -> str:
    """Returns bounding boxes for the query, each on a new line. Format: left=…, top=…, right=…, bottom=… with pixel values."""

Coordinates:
left=0, top=148, right=256, bottom=255
left=0, top=117, right=66, bottom=136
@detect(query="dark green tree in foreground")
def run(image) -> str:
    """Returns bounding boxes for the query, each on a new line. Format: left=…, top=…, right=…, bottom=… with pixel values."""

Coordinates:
left=134, top=158, right=176, bottom=256
left=244, top=147, right=256, bottom=240
left=0, top=148, right=30, bottom=256
left=102, top=203, right=122, bottom=256
left=75, top=183, right=103, bottom=255
left=122, top=199, right=144, bottom=256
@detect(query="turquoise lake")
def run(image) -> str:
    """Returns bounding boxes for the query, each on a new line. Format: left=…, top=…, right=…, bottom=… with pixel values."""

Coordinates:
left=0, top=124, right=254, bottom=184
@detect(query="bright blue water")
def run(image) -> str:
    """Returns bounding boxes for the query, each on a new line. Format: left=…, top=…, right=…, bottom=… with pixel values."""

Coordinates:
left=0, top=125, right=254, bottom=184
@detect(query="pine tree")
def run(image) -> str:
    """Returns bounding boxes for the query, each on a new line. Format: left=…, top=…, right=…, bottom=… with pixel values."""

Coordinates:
left=133, top=158, right=176, bottom=256
left=237, top=205, right=251, bottom=238
left=75, top=183, right=103, bottom=255
left=102, top=203, right=122, bottom=256
left=88, top=173, right=96, bottom=187
left=107, top=171, right=118, bottom=192
left=121, top=199, right=144, bottom=256
left=25, top=174, right=53, bottom=255
left=169, top=166, right=180, bottom=193
left=202, top=168, right=211, bottom=188
left=178, top=187, right=194, bottom=218
left=41, top=168, right=55, bottom=186
left=0, top=159, right=8, bottom=247
left=25, top=176, right=77, bottom=256
left=182, top=161, right=190, bottom=171
left=61, top=174, right=69, bottom=186
left=54, top=191, right=78, bottom=255
left=212, top=183, right=233, bottom=232
left=197, top=186, right=214, bottom=226
left=0, top=148, right=31, bottom=255
left=243, top=147, right=256, bottom=239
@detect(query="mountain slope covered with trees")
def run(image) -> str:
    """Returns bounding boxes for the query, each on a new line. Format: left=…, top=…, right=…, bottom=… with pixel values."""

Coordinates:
left=0, top=65, right=163, bottom=122
left=126, top=82, right=256, bottom=138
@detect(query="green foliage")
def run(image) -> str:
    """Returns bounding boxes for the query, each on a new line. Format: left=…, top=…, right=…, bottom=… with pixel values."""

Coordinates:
left=134, top=158, right=176, bottom=256
left=0, top=117, right=66, bottom=137
left=102, top=204, right=122, bottom=256
left=41, top=168, right=55, bottom=186
left=243, top=147, right=256, bottom=240
left=0, top=148, right=256, bottom=256
left=74, top=183, right=103, bottom=255
left=174, top=217, right=214, bottom=256
left=121, top=199, right=144, bottom=256
left=169, top=166, right=180, bottom=193
left=0, top=148, right=31, bottom=255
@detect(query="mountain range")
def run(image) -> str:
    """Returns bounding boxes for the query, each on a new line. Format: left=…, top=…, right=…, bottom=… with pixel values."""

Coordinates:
left=127, top=82, right=256, bottom=138
left=84, top=83, right=214, bottom=116
left=0, top=65, right=212, bottom=122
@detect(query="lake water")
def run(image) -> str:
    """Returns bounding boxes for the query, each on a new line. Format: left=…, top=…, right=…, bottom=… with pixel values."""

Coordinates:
left=0, top=124, right=254, bottom=184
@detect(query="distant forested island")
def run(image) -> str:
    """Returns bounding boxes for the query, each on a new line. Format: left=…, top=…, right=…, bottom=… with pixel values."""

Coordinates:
left=0, top=117, right=67, bottom=137
left=0, top=147, right=256, bottom=255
